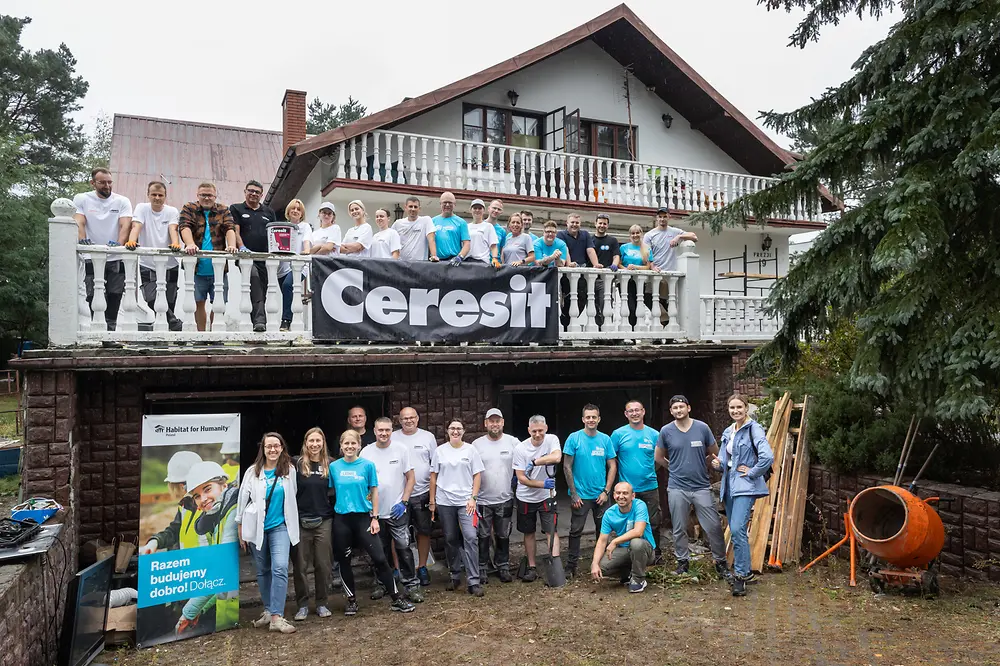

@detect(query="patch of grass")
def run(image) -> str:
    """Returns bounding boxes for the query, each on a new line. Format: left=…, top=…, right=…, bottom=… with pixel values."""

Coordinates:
left=646, top=556, right=722, bottom=588
left=0, top=394, right=19, bottom=439
left=0, top=474, right=19, bottom=497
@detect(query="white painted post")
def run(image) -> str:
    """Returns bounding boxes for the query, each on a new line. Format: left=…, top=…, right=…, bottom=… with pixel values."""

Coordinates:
left=239, top=259, right=254, bottom=331
left=48, top=199, right=80, bottom=346
left=601, top=272, right=615, bottom=332
left=265, top=258, right=281, bottom=332
left=119, top=253, right=140, bottom=331
left=210, top=256, right=227, bottom=332
left=674, top=240, right=701, bottom=341
left=290, top=257, right=305, bottom=335
left=179, top=257, right=197, bottom=330
left=152, top=255, right=169, bottom=332
left=584, top=272, right=599, bottom=333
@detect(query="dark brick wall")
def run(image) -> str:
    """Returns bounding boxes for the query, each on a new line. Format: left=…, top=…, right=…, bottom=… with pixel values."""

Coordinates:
left=805, top=465, right=1000, bottom=581
left=0, top=512, right=77, bottom=666
left=22, top=371, right=77, bottom=507
left=732, top=348, right=764, bottom=399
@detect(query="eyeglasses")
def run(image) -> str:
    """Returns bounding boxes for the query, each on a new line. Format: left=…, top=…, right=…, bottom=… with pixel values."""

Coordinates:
left=625, top=409, right=644, bottom=414
left=246, top=189, right=263, bottom=196
left=198, top=193, right=216, bottom=199
left=448, top=427, right=465, bottom=432
left=264, top=445, right=283, bottom=450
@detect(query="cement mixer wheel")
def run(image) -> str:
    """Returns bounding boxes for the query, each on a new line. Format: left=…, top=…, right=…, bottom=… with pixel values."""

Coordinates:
left=868, top=573, right=885, bottom=594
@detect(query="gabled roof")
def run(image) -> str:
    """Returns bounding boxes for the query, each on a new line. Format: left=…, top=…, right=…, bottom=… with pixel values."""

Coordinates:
left=110, top=114, right=284, bottom=208
left=267, top=3, right=796, bottom=209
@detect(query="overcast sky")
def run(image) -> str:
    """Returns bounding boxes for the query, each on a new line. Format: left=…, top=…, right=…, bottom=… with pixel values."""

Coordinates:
left=10, top=0, right=894, bottom=145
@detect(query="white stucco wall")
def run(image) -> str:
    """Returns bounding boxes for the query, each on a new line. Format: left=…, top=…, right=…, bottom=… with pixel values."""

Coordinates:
left=392, top=39, right=749, bottom=175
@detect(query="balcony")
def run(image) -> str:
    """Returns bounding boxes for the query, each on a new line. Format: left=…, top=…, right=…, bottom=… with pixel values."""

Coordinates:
left=331, top=130, right=821, bottom=222
left=46, top=200, right=779, bottom=347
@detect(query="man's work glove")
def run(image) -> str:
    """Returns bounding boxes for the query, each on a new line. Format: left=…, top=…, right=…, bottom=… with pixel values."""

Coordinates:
left=609, top=264, right=619, bottom=272
left=543, top=478, right=556, bottom=490
left=79, top=238, right=93, bottom=245
left=491, top=258, right=502, bottom=268
left=107, top=240, right=122, bottom=247
left=390, top=502, right=406, bottom=520
left=238, top=246, right=251, bottom=253
left=125, top=240, right=139, bottom=250
left=450, top=256, right=463, bottom=267
left=169, top=243, right=182, bottom=252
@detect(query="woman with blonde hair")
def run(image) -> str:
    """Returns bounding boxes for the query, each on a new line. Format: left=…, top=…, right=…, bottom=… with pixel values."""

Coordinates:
left=292, top=427, right=334, bottom=621
left=278, top=199, right=313, bottom=331
left=712, top=393, right=773, bottom=597
left=329, top=429, right=415, bottom=616
left=501, top=213, right=535, bottom=266
left=619, top=224, right=650, bottom=328
left=340, top=200, right=373, bottom=257
left=237, top=432, right=300, bottom=633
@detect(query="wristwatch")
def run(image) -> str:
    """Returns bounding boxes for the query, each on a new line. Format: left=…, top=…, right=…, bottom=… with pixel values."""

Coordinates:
left=369, top=512, right=376, bottom=519
left=472, top=494, right=479, bottom=501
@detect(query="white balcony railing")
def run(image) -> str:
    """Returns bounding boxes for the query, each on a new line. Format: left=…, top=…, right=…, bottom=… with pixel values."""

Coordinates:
left=47, top=199, right=779, bottom=346
left=334, top=130, right=822, bottom=222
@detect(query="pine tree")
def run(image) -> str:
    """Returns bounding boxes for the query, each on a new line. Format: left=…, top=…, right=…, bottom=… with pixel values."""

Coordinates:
left=700, top=0, right=1000, bottom=419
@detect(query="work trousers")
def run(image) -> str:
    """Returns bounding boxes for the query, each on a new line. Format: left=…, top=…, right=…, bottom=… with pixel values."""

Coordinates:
left=377, top=511, right=418, bottom=588
left=477, top=499, right=513, bottom=572
left=293, top=518, right=333, bottom=608
left=249, top=260, right=269, bottom=326
left=600, top=538, right=654, bottom=582
left=667, top=488, right=727, bottom=562
left=567, top=498, right=609, bottom=570
left=439, top=504, right=480, bottom=586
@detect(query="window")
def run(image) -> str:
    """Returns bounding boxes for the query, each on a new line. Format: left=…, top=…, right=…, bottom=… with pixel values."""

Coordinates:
left=579, top=121, right=636, bottom=160
left=463, top=106, right=509, bottom=145
left=511, top=114, right=541, bottom=149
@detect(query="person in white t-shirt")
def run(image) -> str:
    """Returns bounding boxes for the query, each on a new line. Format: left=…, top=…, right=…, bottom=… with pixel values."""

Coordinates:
left=466, top=199, right=500, bottom=265
left=360, top=417, right=423, bottom=602
left=73, top=168, right=133, bottom=330
left=643, top=207, right=698, bottom=323
left=370, top=209, right=402, bottom=259
left=471, top=408, right=519, bottom=583
left=429, top=419, right=486, bottom=597
left=392, top=197, right=438, bottom=262
left=513, top=415, right=562, bottom=583
left=340, top=200, right=374, bottom=257
left=391, top=406, right=438, bottom=587
left=309, top=203, right=342, bottom=255
left=277, top=199, right=313, bottom=331
left=125, top=180, right=181, bottom=331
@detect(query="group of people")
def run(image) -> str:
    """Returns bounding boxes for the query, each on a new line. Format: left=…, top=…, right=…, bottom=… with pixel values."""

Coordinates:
left=72, top=168, right=699, bottom=334
left=143, top=392, right=772, bottom=634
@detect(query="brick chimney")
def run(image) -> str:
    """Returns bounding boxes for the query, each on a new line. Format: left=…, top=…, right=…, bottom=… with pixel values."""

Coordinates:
left=281, top=89, right=307, bottom=154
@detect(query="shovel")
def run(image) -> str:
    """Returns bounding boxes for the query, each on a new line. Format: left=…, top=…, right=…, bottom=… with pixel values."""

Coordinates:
left=542, top=528, right=566, bottom=588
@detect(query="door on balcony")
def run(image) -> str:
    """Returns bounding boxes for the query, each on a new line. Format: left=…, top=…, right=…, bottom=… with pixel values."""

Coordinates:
left=537, top=107, right=580, bottom=197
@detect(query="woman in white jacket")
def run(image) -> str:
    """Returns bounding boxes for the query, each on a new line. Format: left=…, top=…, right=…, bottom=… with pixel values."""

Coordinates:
left=237, top=432, right=300, bottom=634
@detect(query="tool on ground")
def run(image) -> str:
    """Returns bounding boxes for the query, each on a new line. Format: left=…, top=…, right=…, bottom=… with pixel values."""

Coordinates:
left=541, top=463, right=565, bottom=587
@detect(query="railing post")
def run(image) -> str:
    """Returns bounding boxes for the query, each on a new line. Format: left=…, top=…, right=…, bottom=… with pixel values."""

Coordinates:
left=674, top=240, right=701, bottom=341
left=48, top=199, right=80, bottom=346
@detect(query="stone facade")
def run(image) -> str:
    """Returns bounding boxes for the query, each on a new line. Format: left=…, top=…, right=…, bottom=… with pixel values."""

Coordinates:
left=805, top=465, right=1000, bottom=581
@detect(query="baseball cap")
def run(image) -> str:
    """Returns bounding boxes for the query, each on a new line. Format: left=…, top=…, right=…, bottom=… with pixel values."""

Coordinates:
left=470, top=199, right=486, bottom=208
left=656, top=206, right=670, bottom=214
left=318, top=202, right=336, bottom=213
left=668, top=394, right=690, bottom=407
left=485, top=408, right=503, bottom=419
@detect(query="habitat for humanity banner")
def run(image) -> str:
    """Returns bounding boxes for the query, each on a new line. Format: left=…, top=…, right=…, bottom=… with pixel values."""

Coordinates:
left=311, top=256, right=559, bottom=343
left=136, top=413, right=241, bottom=648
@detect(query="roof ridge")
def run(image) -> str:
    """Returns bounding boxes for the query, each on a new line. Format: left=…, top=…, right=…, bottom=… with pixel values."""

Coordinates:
left=113, top=113, right=282, bottom=135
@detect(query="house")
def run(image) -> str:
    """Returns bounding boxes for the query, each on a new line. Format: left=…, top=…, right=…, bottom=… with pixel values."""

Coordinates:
left=16, top=4, right=825, bottom=552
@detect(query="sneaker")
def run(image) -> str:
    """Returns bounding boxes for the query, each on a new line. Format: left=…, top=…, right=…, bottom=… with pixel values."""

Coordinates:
left=370, top=584, right=386, bottom=601
left=316, top=606, right=332, bottom=618
left=743, top=571, right=758, bottom=584
left=279, top=320, right=291, bottom=332
left=269, top=616, right=297, bottom=634
left=674, top=560, right=689, bottom=575
left=253, top=323, right=266, bottom=333
left=498, top=567, right=514, bottom=583
left=522, top=566, right=538, bottom=583
left=406, top=586, right=425, bottom=603
left=390, top=597, right=416, bottom=613
left=252, top=611, right=271, bottom=628
left=445, top=578, right=461, bottom=591
left=344, top=597, right=359, bottom=616
left=467, top=584, right=484, bottom=597
left=417, top=566, right=431, bottom=587
left=629, top=578, right=648, bottom=594
left=293, top=607, right=308, bottom=621
left=732, top=576, right=747, bottom=597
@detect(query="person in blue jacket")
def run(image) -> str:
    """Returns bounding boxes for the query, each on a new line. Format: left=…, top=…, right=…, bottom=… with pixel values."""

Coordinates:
left=712, top=392, right=774, bottom=597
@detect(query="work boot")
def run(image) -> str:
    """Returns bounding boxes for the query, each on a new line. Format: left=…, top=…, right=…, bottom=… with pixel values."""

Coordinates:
left=390, top=596, right=415, bottom=613
left=674, top=559, right=689, bottom=575
left=522, top=566, right=538, bottom=583
left=445, top=577, right=462, bottom=591
left=370, top=583, right=386, bottom=600
left=498, top=566, right=514, bottom=583
left=467, top=584, right=485, bottom=597
left=715, top=560, right=732, bottom=581
left=406, top=586, right=425, bottom=603
left=732, top=576, right=747, bottom=597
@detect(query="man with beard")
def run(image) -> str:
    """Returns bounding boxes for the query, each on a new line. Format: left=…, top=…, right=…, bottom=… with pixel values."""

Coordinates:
left=472, top=408, right=519, bottom=583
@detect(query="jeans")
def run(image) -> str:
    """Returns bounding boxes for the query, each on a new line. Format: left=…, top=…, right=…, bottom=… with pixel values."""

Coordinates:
left=249, top=523, right=291, bottom=617
left=84, top=260, right=125, bottom=330
left=278, top=272, right=293, bottom=322
left=567, top=498, right=608, bottom=570
left=634, top=488, right=662, bottom=552
left=293, top=518, right=332, bottom=608
left=723, top=489, right=756, bottom=578
left=477, top=500, right=513, bottom=572
left=138, top=265, right=181, bottom=331
left=439, top=505, right=479, bottom=586
left=600, top=538, right=654, bottom=582
left=667, top=488, right=727, bottom=562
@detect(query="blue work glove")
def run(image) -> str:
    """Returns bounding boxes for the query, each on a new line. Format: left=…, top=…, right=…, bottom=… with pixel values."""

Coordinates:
left=239, top=246, right=251, bottom=253
left=524, top=461, right=534, bottom=473
left=390, top=502, right=406, bottom=519
left=107, top=240, right=121, bottom=247
left=450, top=255, right=463, bottom=266
left=79, top=238, right=93, bottom=245
left=543, top=478, right=556, bottom=490
left=609, top=264, right=619, bottom=272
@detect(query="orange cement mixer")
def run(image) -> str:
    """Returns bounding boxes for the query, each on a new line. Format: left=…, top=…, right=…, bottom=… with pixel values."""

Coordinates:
left=849, top=485, right=945, bottom=593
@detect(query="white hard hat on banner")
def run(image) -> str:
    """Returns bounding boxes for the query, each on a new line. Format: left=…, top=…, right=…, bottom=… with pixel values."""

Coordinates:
left=164, top=451, right=203, bottom=483
left=220, top=439, right=241, bottom=455
left=185, top=461, right=229, bottom=493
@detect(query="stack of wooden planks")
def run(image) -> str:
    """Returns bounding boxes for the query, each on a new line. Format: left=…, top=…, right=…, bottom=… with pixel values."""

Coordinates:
left=745, top=393, right=812, bottom=572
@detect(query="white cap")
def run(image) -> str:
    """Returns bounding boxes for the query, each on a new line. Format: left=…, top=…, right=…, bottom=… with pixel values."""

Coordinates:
left=470, top=199, right=485, bottom=208
left=485, top=408, right=503, bottom=419
left=220, top=439, right=240, bottom=455
left=185, top=460, right=229, bottom=493
left=318, top=202, right=336, bottom=213
left=164, top=451, right=203, bottom=483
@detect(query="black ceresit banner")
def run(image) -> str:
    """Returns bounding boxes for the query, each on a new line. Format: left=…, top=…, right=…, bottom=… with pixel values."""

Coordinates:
left=311, top=256, right=559, bottom=343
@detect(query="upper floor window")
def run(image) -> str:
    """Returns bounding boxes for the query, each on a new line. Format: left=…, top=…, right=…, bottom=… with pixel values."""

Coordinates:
left=463, top=105, right=543, bottom=150
left=579, top=122, right=635, bottom=160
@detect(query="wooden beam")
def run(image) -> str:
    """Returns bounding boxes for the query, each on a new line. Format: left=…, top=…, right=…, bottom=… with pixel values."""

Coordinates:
left=748, top=392, right=792, bottom=572
left=145, top=385, right=395, bottom=401
left=784, top=395, right=812, bottom=562
left=499, top=379, right=675, bottom=393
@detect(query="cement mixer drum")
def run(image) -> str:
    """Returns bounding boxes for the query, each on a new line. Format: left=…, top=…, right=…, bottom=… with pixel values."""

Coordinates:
left=849, top=485, right=945, bottom=570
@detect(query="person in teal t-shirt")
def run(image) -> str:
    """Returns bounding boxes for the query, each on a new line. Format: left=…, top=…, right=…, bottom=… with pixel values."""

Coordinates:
left=610, top=399, right=662, bottom=560
left=592, top=482, right=655, bottom=593
left=431, top=192, right=471, bottom=262
left=619, top=224, right=650, bottom=268
left=328, top=430, right=415, bottom=616
left=533, top=222, right=568, bottom=266
left=562, top=403, right=617, bottom=575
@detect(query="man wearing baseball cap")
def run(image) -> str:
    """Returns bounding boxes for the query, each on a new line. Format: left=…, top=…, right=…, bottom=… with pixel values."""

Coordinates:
left=654, top=395, right=730, bottom=579
left=472, top=408, right=519, bottom=582
left=466, top=199, right=500, bottom=265
left=643, top=207, right=698, bottom=325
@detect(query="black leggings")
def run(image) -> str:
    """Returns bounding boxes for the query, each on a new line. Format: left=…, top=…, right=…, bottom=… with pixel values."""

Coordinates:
left=332, top=512, right=398, bottom=600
